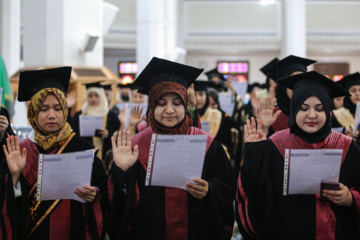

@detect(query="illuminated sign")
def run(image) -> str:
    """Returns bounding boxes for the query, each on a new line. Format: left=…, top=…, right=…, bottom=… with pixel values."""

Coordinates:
left=217, top=61, right=249, bottom=82
left=119, top=62, right=139, bottom=74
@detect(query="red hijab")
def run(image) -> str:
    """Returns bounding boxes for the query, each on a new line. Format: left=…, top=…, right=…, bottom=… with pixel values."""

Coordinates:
left=148, top=81, right=192, bottom=134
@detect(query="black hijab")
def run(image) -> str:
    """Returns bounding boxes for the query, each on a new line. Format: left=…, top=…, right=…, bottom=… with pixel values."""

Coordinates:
left=275, top=84, right=291, bottom=116
left=288, top=81, right=331, bottom=143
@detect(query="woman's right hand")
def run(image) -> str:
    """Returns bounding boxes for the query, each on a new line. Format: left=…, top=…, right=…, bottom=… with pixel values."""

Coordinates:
left=244, top=117, right=266, bottom=142
left=111, top=129, right=139, bottom=172
left=3, top=136, right=27, bottom=187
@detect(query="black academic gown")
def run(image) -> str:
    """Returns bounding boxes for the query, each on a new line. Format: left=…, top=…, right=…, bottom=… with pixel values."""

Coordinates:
left=69, top=110, right=120, bottom=157
left=0, top=134, right=108, bottom=240
left=108, top=126, right=236, bottom=240
left=236, top=130, right=360, bottom=240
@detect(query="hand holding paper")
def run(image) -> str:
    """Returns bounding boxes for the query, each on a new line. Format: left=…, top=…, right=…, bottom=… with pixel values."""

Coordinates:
left=112, top=129, right=138, bottom=171
left=186, top=178, right=209, bottom=199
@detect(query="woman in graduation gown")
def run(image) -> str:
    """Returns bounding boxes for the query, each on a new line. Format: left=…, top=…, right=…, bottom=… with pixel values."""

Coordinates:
left=332, top=72, right=360, bottom=137
left=70, top=82, right=120, bottom=159
left=236, top=71, right=360, bottom=240
left=261, top=55, right=316, bottom=137
left=0, top=67, right=107, bottom=240
left=194, top=80, right=234, bottom=160
left=108, top=57, right=235, bottom=240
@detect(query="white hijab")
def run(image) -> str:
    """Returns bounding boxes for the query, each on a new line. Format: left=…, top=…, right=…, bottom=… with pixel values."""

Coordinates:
left=82, top=87, right=109, bottom=116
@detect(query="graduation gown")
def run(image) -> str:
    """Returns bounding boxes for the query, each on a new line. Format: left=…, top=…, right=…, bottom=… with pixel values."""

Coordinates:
left=0, top=134, right=108, bottom=240
left=236, top=130, right=360, bottom=240
left=108, top=126, right=235, bottom=240
left=69, top=110, right=120, bottom=158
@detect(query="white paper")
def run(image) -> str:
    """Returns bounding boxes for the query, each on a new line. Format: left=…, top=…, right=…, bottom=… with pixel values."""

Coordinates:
left=285, top=149, right=342, bottom=195
left=218, top=92, right=235, bottom=117
left=201, top=121, right=210, bottom=134
left=124, top=103, right=148, bottom=128
left=147, top=134, right=208, bottom=190
left=232, top=81, right=248, bottom=100
left=116, top=102, right=126, bottom=112
left=353, top=102, right=360, bottom=136
left=331, top=127, right=344, bottom=133
left=38, top=149, right=94, bottom=202
left=79, top=115, right=104, bottom=137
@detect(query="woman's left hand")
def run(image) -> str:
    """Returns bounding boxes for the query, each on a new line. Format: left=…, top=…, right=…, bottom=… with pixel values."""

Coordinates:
left=74, top=186, right=97, bottom=202
left=322, top=183, right=353, bottom=207
left=186, top=178, right=209, bottom=199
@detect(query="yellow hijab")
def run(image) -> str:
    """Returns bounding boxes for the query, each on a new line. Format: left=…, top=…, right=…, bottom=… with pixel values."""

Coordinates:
left=27, top=88, right=72, bottom=151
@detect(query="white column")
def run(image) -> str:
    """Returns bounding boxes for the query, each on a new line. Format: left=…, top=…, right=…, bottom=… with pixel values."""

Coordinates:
left=0, top=0, right=21, bottom=75
left=280, top=0, right=306, bottom=58
left=23, top=0, right=104, bottom=67
left=136, top=0, right=180, bottom=72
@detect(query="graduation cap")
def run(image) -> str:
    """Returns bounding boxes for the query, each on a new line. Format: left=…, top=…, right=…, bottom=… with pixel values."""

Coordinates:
left=337, top=72, right=360, bottom=90
left=194, top=80, right=220, bottom=92
left=18, top=66, right=72, bottom=101
left=133, top=57, right=203, bottom=94
left=277, top=71, right=350, bottom=99
left=260, top=58, right=279, bottom=79
left=247, top=82, right=267, bottom=93
left=101, top=83, right=113, bottom=91
left=204, top=68, right=225, bottom=81
left=83, top=81, right=105, bottom=89
left=276, top=55, right=316, bottom=80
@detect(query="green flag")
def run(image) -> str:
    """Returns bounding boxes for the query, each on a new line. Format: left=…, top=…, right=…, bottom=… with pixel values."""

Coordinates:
left=0, top=54, right=14, bottom=118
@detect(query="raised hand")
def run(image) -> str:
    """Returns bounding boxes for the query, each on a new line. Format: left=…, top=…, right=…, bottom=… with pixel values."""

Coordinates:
left=250, top=91, right=260, bottom=118
left=0, top=115, right=9, bottom=139
left=258, top=95, right=281, bottom=135
left=187, top=84, right=196, bottom=109
left=111, top=129, right=139, bottom=171
left=244, top=117, right=266, bottom=143
left=129, top=106, right=146, bottom=126
left=3, top=136, right=27, bottom=187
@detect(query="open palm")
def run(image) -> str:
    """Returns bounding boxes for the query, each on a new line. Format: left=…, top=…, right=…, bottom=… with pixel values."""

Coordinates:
left=112, top=129, right=139, bottom=171
left=3, top=136, right=27, bottom=182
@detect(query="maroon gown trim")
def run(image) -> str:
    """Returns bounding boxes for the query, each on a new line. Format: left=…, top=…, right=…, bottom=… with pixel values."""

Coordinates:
left=270, top=130, right=352, bottom=240
left=271, top=107, right=289, bottom=132
left=131, top=126, right=214, bottom=240
left=2, top=174, right=13, bottom=239
left=236, top=173, right=263, bottom=239
left=350, top=189, right=360, bottom=215
left=18, top=138, right=104, bottom=239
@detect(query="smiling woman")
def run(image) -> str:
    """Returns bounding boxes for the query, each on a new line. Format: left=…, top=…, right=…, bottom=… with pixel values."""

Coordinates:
left=236, top=71, right=360, bottom=240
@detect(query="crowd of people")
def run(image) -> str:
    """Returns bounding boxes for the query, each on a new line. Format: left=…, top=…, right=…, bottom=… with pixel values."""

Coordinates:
left=0, top=55, right=359, bottom=240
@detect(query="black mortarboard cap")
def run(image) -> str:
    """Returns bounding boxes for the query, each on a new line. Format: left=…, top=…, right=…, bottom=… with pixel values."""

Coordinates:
left=83, top=81, right=105, bottom=89
left=194, top=80, right=219, bottom=92
left=337, top=72, right=360, bottom=90
left=276, top=55, right=316, bottom=79
left=260, top=58, right=279, bottom=78
left=18, top=66, right=71, bottom=101
left=277, top=71, right=350, bottom=99
left=204, top=68, right=225, bottom=81
left=101, top=83, right=113, bottom=91
left=133, top=57, right=203, bottom=94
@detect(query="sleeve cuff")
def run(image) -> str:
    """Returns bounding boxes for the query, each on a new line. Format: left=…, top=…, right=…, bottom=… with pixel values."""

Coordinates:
left=13, top=180, right=22, bottom=198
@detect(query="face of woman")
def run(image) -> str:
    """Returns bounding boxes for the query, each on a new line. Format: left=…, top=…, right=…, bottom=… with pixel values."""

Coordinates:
left=295, top=95, right=326, bottom=134
left=154, top=93, right=185, bottom=127
left=195, top=91, right=207, bottom=109
left=131, top=89, right=145, bottom=104
left=37, top=94, right=65, bottom=133
left=88, top=91, right=101, bottom=106
left=349, top=85, right=360, bottom=105
left=208, top=96, right=218, bottom=109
